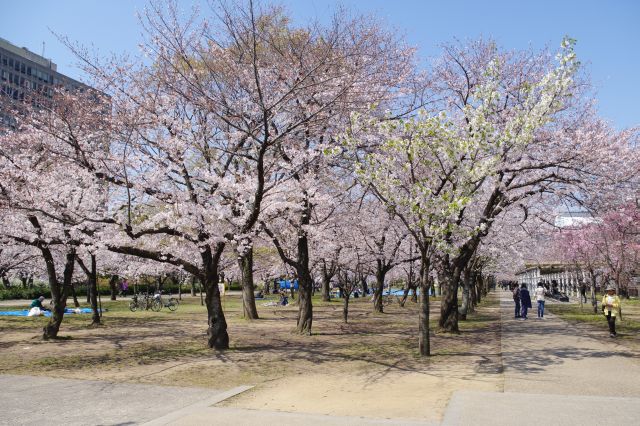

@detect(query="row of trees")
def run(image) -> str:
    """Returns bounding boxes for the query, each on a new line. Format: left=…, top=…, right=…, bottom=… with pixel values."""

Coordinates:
left=1, top=1, right=637, bottom=355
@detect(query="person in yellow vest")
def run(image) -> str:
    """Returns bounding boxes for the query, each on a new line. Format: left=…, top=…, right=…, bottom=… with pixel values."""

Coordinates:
left=602, top=284, right=621, bottom=337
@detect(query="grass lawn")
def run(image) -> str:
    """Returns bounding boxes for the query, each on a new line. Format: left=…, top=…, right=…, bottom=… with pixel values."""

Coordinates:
left=547, top=298, right=640, bottom=351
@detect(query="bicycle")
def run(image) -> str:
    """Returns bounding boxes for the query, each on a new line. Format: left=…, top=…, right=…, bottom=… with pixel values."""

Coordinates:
left=129, top=292, right=152, bottom=312
left=150, top=292, right=179, bottom=312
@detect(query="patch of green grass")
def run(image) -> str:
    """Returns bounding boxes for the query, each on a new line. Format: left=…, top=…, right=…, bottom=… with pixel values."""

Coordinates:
left=548, top=303, right=640, bottom=337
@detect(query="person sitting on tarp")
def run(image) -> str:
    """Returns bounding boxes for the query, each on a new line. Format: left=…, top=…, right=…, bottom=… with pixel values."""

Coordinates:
left=30, top=296, right=49, bottom=311
left=279, top=294, right=288, bottom=306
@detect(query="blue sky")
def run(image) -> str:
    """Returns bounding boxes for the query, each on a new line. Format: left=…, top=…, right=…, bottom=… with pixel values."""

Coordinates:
left=2, top=0, right=639, bottom=129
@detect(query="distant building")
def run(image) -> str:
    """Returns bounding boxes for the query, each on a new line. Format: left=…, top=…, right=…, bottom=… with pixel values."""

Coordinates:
left=0, top=37, right=85, bottom=127
left=554, top=210, right=597, bottom=228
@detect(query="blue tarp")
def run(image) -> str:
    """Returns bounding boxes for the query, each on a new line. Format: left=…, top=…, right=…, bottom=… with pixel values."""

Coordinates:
left=384, top=289, right=428, bottom=296
left=0, top=308, right=97, bottom=317
left=278, top=279, right=299, bottom=290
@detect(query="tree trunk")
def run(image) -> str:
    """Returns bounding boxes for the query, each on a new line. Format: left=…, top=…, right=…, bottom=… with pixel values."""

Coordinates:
left=360, top=277, right=369, bottom=297
left=42, top=248, right=75, bottom=340
left=590, top=272, right=598, bottom=314
left=89, top=255, right=100, bottom=325
left=467, top=273, right=477, bottom=314
left=372, top=261, right=386, bottom=313
left=400, top=283, right=410, bottom=307
left=470, top=275, right=478, bottom=308
left=296, top=267, right=313, bottom=334
left=109, top=274, right=118, bottom=300
left=342, top=293, right=350, bottom=323
left=203, top=244, right=229, bottom=349
left=438, top=267, right=460, bottom=333
left=190, top=275, right=197, bottom=297
left=70, top=282, right=80, bottom=308
left=238, top=247, right=259, bottom=320
left=321, top=262, right=332, bottom=302
left=459, top=267, right=471, bottom=321
left=418, top=251, right=430, bottom=356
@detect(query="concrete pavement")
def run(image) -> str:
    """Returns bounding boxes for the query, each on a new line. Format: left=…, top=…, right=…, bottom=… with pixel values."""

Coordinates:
left=0, top=375, right=227, bottom=426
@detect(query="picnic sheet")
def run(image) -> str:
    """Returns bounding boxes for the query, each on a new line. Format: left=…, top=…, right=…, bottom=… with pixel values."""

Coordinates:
left=0, top=308, right=97, bottom=317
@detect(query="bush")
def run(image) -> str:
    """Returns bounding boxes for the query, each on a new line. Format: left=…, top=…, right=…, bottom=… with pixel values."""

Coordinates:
left=0, top=286, right=51, bottom=301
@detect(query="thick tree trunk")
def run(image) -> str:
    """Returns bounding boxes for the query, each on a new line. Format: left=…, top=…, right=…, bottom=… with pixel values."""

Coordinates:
left=203, top=244, right=229, bottom=349
left=459, top=267, right=471, bottom=321
left=108, top=274, right=118, bottom=300
left=295, top=262, right=313, bottom=335
left=190, top=275, right=197, bottom=297
left=438, top=268, right=460, bottom=333
left=238, top=247, right=259, bottom=320
left=372, top=261, right=386, bottom=313
left=470, top=275, right=478, bottom=308
left=43, top=249, right=74, bottom=340
left=418, top=252, right=430, bottom=356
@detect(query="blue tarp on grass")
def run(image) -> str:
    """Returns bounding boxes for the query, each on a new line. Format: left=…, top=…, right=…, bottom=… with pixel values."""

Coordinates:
left=0, top=308, right=97, bottom=317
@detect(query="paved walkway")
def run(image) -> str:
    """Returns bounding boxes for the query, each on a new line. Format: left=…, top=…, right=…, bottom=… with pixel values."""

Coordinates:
left=3, top=291, right=640, bottom=425
left=441, top=290, right=640, bottom=425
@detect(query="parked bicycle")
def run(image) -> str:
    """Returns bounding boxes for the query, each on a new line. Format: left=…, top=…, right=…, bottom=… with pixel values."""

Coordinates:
left=129, top=293, right=152, bottom=312
left=150, top=292, right=179, bottom=312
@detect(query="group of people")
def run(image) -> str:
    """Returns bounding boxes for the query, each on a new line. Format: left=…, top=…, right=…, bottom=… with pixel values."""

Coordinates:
left=512, top=283, right=546, bottom=320
left=511, top=282, right=622, bottom=337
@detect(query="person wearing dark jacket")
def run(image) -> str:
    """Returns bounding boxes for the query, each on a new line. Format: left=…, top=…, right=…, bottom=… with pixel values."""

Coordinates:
left=513, top=286, right=521, bottom=318
left=519, top=284, right=532, bottom=319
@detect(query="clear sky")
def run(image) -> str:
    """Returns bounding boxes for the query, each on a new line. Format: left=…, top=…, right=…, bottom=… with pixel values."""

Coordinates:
left=2, top=0, right=639, bottom=129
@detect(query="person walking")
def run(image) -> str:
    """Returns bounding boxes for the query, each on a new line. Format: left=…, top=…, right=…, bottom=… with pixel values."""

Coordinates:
left=579, top=281, right=588, bottom=303
left=602, top=284, right=621, bottom=337
left=513, top=285, right=521, bottom=318
left=519, top=284, right=532, bottom=320
left=535, top=282, right=546, bottom=318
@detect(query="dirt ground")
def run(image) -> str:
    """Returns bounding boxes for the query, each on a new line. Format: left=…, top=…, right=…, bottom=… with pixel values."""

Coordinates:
left=0, top=292, right=503, bottom=422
